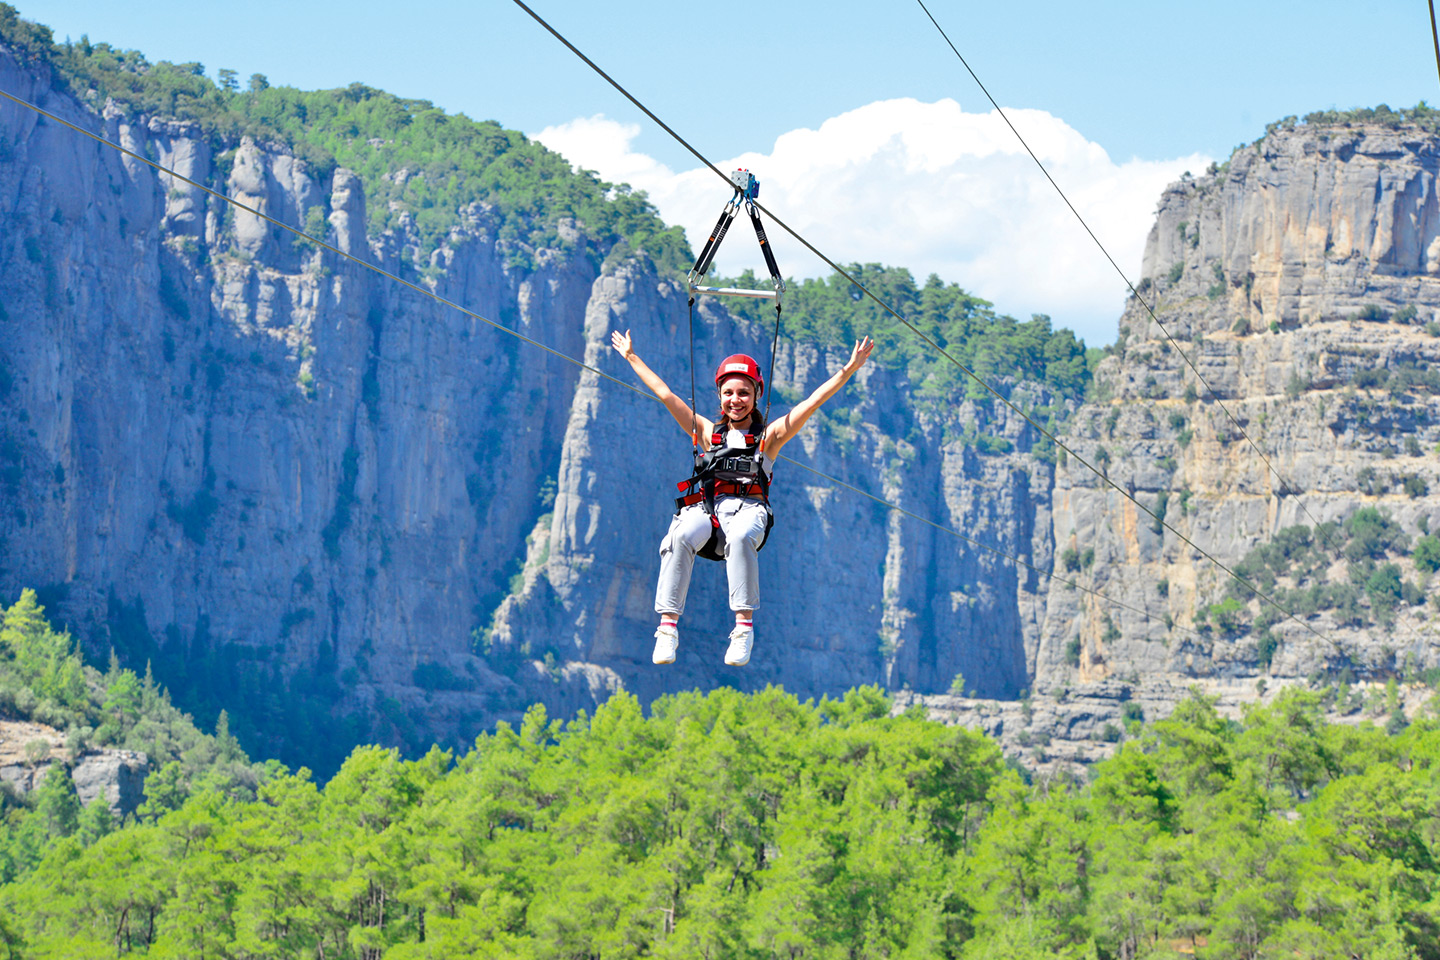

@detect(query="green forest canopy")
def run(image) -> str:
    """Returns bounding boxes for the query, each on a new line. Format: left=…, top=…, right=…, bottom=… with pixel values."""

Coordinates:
left=1, top=592, right=1437, bottom=959
left=2, top=661, right=1440, bottom=959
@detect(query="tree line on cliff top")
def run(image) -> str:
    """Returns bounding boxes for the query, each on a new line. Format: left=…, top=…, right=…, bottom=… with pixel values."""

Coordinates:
left=3, top=592, right=1440, bottom=958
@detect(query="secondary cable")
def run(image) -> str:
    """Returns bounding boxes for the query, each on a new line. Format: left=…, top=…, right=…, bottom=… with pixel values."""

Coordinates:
left=915, top=0, right=1314, bottom=515
left=0, top=83, right=1179, bottom=646
left=0, top=87, right=641, bottom=400
left=915, top=0, right=1409, bottom=650
left=508, top=0, right=1343, bottom=650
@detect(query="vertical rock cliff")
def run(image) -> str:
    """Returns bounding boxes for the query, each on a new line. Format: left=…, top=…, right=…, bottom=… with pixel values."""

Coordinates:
left=0, top=38, right=1063, bottom=764
left=0, top=43, right=606, bottom=759
left=1036, top=117, right=1440, bottom=694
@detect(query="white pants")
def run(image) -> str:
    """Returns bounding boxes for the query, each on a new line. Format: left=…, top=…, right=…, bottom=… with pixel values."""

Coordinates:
left=655, top=498, right=770, bottom=616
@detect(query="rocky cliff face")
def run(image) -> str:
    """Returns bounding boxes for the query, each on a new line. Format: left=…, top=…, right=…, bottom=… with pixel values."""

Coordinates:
left=8, top=32, right=1438, bottom=764
left=0, top=43, right=601, bottom=754
left=1034, top=120, right=1440, bottom=698
left=0, top=41, right=1056, bottom=760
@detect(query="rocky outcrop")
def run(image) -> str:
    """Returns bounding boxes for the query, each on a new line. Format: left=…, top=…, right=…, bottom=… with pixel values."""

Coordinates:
left=0, top=720, right=149, bottom=816
left=71, top=749, right=149, bottom=816
left=1035, top=121, right=1440, bottom=699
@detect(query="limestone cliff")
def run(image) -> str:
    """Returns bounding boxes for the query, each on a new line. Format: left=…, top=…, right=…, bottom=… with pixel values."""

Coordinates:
left=1035, top=118, right=1440, bottom=698
left=0, top=38, right=1058, bottom=763
left=8, top=23, right=1440, bottom=768
left=0, top=42, right=598, bottom=759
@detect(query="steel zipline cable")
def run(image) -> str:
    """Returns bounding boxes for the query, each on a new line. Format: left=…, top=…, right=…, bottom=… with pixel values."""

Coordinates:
left=1430, top=0, right=1440, bottom=93
left=508, top=0, right=1343, bottom=650
left=0, top=82, right=1223, bottom=650
left=914, top=0, right=1322, bottom=519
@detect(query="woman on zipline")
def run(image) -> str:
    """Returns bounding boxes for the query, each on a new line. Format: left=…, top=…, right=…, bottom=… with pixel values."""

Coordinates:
left=611, top=329, right=874, bottom=666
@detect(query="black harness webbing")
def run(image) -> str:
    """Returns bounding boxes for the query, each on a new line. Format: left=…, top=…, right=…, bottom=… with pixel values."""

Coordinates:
left=692, top=197, right=742, bottom=280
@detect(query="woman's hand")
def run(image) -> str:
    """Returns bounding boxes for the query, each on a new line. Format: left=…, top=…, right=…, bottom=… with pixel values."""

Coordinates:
left=843, top=335, right=874, bottom=375
left=611, top=329, right=705, bottom=439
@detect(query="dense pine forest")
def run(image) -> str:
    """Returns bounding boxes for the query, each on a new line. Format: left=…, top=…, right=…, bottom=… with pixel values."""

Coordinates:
left=1, top=592, right=1438, bottom=958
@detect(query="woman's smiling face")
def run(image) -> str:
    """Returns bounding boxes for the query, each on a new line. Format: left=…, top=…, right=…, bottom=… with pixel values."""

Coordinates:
left=719, top=376, right=756, bottom=421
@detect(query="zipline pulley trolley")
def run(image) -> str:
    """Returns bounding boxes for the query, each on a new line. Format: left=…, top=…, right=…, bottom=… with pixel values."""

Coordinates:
left=687, top=169, right=786, bottom=308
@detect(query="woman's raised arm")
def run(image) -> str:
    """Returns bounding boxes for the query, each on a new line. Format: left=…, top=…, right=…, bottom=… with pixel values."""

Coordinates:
left=611, top=329, right=712, bottom=442
left=763, top=336, right=874, bottom=456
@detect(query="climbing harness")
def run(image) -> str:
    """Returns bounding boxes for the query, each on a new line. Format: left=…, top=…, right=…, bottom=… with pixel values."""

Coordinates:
left=674, top=354, right=776, bottom=560
left=674, top=421, right=775, bottom=562
left=680, top=170, right=785, bottom=562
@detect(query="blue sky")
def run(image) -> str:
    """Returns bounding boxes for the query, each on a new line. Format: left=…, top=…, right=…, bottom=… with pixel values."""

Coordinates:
left=10, top=1, right=1439, bottom=343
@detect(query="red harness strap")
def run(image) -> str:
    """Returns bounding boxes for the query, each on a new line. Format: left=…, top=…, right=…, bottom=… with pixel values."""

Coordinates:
left=677, top=480, right=764, bottom=507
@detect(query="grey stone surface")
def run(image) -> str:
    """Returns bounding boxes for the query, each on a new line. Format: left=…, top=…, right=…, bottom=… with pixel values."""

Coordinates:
left=0, top=721, right=150, bottom=816
left=899, top=675, right=1436, bottom=778
left=71, top=750, right=150, bottom=817
left=5, top=36, right=1440, bottom=753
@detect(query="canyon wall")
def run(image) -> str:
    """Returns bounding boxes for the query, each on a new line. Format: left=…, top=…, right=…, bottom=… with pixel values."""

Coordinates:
left=8, top=33, right=1440, bottom=763
left=1036, top=121, right=1440, bottom=696
left=0, top=42, right=1055, bottom=757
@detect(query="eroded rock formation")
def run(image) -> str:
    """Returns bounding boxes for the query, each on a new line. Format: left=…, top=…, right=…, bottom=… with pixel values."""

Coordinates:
left=6, top=31, right=1440, bottom=762
left=1036, top=121, right=1440, bottom=699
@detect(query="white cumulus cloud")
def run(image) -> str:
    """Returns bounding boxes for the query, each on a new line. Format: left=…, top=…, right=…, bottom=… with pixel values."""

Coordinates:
left=533, top=100, right=1211, bottom=346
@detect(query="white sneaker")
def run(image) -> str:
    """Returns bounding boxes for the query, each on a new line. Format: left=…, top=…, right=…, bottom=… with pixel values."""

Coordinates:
left=653, top=623, right=679, bottom=664
left=724, top=622, right=754, bottom=666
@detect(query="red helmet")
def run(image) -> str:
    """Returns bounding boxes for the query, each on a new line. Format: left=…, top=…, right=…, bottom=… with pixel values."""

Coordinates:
left=714, top=354, right=764, bottom=396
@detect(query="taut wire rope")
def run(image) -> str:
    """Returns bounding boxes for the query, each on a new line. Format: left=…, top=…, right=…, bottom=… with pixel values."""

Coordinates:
left=686, top=297, right=699, bottom=444
left=0, top=88, right=640, bottom=399
left=0, top=82, right=1207, bottom=651
left=915, top=0, right=1320, bottom=520
left=508, top=0, right=1343, bottom=650
left=1430, top=0, right=1440, bottom=92
left=763, top=305, right=781, bottom=426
